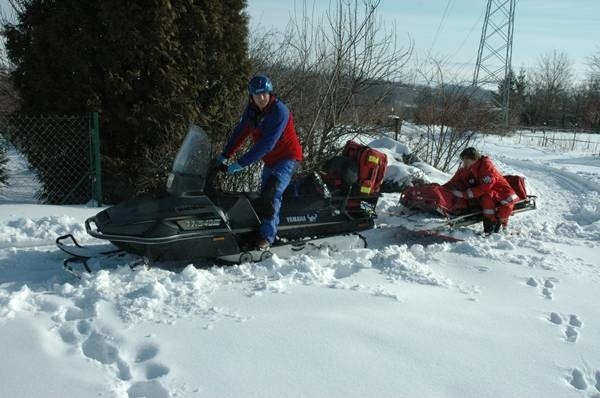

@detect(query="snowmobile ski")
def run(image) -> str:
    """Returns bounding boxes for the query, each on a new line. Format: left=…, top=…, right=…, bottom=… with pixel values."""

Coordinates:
left=56, top=234, right=122, bottom=259
left=217, top=233, right=367, bottom=263
left=57, top=232, right=366, bottom=276
left=56, top=234, right=146, bottom=278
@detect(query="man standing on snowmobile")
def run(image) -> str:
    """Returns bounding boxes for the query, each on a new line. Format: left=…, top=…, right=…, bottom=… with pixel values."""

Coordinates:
left=217, top=74, right=303, bottom=250
left=443, top=147, right=518, bottom=234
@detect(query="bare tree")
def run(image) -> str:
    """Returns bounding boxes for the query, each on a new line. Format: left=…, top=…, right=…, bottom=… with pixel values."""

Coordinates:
left=533, top=50, right=573, bottom=91
left=407, top=58, right=493, bottom=172
left=249, top=0, right=412, bottom=171
left=579, top=47, right=600, bottom=128
left=529, top=50, right=574, bottom=126
left=588, top=46, right=600, bottom=81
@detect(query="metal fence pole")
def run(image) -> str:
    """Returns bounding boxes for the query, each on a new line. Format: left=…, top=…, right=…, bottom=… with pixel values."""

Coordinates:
left=90, top=112, right=102, bottom=206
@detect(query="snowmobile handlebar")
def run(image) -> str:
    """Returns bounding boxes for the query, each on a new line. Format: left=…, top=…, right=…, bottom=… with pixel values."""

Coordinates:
left=202, top=160, right=228, bottom=196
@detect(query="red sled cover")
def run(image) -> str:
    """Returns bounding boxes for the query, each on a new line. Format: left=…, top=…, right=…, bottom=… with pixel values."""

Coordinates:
left=343, top=141, right=388, bottom=195
left=400, top=184, right=468, bottom=216
left=503, top=175, right=527, bottom=200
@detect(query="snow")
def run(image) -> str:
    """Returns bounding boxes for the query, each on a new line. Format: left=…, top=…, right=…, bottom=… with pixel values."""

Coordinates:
left=0, top=144, right=41, bottom=204
left=1, top=133, right=600, bottom=397
left=366, top=133, right=451, bottom=190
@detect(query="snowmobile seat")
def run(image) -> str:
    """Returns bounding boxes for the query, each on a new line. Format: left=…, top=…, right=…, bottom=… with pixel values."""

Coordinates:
left=284, top=172, right=332, bottom=200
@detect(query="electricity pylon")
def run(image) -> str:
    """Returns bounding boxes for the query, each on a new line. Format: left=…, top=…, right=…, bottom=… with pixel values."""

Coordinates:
left=472, top=0, right=516, bottom=127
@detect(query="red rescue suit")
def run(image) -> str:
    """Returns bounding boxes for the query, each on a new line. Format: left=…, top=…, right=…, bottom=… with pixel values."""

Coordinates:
left=443, top=156, right=518, bottom=226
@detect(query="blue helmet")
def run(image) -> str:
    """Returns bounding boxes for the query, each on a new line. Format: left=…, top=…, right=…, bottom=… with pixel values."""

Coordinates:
left=248, top=74, right=273, bottom=95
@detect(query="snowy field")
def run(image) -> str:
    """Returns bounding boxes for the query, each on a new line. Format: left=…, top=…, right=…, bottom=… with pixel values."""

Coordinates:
left=1, top=133, right=600, bottom=398
left=512, top=129, right=600, bottom=155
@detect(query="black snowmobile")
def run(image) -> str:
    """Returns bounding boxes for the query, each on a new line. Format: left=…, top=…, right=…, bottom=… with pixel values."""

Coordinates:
left=57, top=125, right=378, bottom=271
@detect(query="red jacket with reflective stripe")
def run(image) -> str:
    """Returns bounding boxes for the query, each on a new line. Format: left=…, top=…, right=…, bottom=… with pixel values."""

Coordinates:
left=443, top=156, right=517, bottom=203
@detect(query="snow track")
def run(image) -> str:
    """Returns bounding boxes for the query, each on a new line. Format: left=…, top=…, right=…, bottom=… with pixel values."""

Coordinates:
left=503, top=158, right=600, bottom=197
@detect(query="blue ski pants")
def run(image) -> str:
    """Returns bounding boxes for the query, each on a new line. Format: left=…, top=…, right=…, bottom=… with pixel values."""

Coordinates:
left=260, top=159, right=297, bottom=243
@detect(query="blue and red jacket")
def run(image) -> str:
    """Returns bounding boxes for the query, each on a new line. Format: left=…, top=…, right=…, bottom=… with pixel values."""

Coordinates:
left=223, top=96, right=303, bottom=167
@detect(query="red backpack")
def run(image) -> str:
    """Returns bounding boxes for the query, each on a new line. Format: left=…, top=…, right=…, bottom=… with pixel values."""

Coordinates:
left=342, top=141, right=388, bottom=195
left=400, top=184, right=469, bottom=216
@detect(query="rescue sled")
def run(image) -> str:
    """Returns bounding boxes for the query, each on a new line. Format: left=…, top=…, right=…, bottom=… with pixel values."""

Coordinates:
left=395, top=176, right=537, bottom=236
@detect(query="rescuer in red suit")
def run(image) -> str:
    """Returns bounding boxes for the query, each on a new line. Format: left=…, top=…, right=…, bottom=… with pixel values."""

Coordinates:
left=443, top=147, right=518, bottom=234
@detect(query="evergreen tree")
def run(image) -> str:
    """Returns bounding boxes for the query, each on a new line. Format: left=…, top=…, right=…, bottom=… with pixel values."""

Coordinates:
left=512, top=68, right=529, bottom=125
left=493, top=68, right=531, bottom=126
left=3, top=0, right=250, bottom=202
left=494, top=69, right=516, bottom=126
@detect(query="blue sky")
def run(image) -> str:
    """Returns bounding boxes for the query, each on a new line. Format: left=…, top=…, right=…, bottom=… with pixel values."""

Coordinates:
left=247, top=0, right=600, bottom=83
left=2, top=0, right=598, bottom=83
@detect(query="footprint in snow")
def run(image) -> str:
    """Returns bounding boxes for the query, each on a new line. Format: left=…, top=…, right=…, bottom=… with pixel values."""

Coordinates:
left=135, top=343, right=159, bottom=363
left=526, top=277, right=538, bottom=288
left=548, top=312, right=583, bottom=343
left=133, top=343, right=170, bottom=379
left=567, top=367, right=600, bottom=396
left=81, top=331, right=132, bottom=381
left=526, top=276, right=558, bottom=300
left=542, top=278, right=558, bottom=299
left=50, top=305, right=93, bottom=347
left=127, top=380, right=170, bottom=398
left=570, top=368, right=588, bottom=390
left=77, top=319, right=91, bottom=335
left=50, top=302, right=171, bottom=394
left=57, top=323, right=79, bottom=345
left=145, top=363, right=170, bottom=380
left=120, top=342, right=171, bottom=397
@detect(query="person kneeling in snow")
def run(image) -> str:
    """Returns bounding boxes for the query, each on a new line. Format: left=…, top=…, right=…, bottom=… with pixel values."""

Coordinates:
left=443, top=147, right=518, bottom=234
left=217, top=74, right=303, bottom=250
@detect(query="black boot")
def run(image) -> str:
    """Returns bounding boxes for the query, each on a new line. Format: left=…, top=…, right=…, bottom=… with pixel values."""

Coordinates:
left=256, top=238, right=271, bottom=251
left=483, top=218, right=499, bottom=234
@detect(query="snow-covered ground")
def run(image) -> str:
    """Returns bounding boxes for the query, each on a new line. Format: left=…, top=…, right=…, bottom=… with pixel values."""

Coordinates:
left=0, top=144, right=41, bottom=204
left=1, top=134, right=600, bottom=398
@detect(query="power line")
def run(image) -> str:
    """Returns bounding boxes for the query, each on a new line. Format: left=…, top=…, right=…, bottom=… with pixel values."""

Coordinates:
left=427, top=0, right=455, bottom=58
left=443, top=7, right=486, bottom=66
left=437, top=7, right=487, bottom=85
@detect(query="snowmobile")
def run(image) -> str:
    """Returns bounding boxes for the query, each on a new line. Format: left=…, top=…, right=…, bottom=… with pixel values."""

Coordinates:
left=56, top=125, right=380, bottom=273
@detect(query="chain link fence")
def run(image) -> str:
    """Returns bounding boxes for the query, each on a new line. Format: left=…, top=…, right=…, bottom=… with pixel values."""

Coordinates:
left=0, top=112, right=101, bottom=204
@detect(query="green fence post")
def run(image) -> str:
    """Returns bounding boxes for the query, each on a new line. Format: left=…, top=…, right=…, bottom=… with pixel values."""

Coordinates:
left=91, top=112, right=102, bottom=206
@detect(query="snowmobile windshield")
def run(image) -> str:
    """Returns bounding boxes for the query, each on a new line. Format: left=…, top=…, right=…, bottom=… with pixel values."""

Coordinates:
left=166, top=125, right=213, bottom=195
